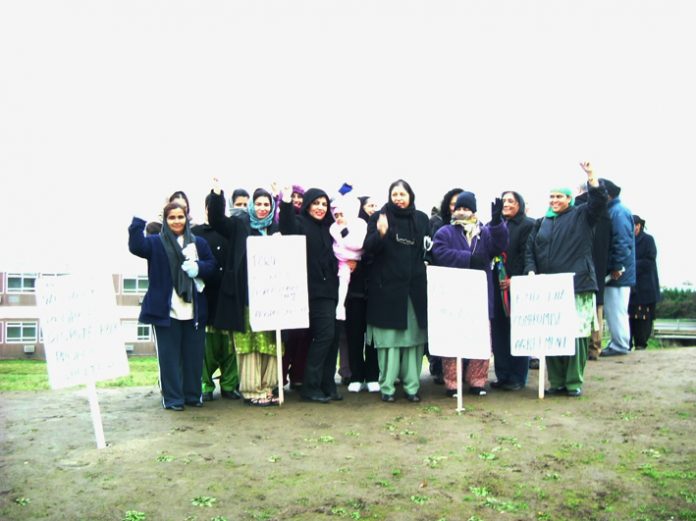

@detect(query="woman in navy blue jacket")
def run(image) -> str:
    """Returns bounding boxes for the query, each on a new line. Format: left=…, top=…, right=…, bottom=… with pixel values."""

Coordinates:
left=129, top=201, right=217, bottom=411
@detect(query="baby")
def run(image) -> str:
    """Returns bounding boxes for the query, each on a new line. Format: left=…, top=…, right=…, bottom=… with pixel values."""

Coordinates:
left=329, top=195, right=367, bottom=321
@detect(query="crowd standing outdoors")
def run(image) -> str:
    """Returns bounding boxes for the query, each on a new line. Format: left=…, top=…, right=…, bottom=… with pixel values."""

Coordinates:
left=129, top=162, right=659, bottom=410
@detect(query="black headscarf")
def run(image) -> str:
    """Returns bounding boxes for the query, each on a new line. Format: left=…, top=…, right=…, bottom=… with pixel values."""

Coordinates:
left=384, top=179, right=419, bottom=244
left=500, top=190, right=527, bottom=219
left=160, top=204, right=195, bottom=303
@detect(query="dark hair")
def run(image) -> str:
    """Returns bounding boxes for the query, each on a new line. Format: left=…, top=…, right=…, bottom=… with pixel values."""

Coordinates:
left=163, top=201, right=187, bottom=219
left=168, top=191, right=190, bottom=214
left=204, top=192, right=225, bottom=212
left=232, top=188, right=250, bottom=202
left=388, top=179, right=415, bottom=207
left=252, top=188, right=272, bottom=204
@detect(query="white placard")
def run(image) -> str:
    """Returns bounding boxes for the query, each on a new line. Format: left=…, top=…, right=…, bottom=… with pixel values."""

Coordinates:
left=247, top=235, right=310, bottom=332
left=510, top=273, right=577, bottom=357
left=35, top=273, right=130, bottom=390
left=427, top=266, right=491, bottom=359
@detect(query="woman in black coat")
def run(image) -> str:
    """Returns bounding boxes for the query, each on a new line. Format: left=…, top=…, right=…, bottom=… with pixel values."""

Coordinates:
left=363, top=179, right=430, bottom=403
left=278, top=186, right=341, bottom=404
left=629, top=215, right=661, bottom=349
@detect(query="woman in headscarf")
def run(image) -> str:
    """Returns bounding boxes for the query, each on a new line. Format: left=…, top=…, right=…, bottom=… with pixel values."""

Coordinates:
left=207, top=178, right=281, bottom=406
left=128, top=201, right=217, bottom=410
left=279, top=185, right=341, bottom=404
left=363, top=179, right=431, bottom=403
left=629, top=215, right=661, bottom=349
left=524, top=163, right=608, bottom=397
left=432, top=191, right=508, bottom=396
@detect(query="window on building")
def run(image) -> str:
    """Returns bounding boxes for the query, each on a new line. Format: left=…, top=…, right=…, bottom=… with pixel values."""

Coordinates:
left=137, top=323, right=152, bottom=342
left=6, top=273, right=38, bottom=294
left=122, top=276, right=149, bottom=294
left=6, top=321, right=38, bottom=343
left=123, top=320, right=152, bottom=342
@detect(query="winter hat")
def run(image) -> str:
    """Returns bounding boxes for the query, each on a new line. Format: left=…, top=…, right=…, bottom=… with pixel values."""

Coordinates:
left=331, top=194, right=360, bottom=220
left=454, top=191, right=477, bottom=213
left=600, top=178, right=621, bottom=198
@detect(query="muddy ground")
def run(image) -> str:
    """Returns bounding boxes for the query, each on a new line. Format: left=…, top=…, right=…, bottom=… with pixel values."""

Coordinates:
left=1, top=348, right=695, bottom=521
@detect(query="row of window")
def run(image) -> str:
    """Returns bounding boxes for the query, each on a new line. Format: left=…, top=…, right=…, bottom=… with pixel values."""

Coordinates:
left=2, top=274, right=149, bottom=294
left=1, top=321, right=152, bottom=343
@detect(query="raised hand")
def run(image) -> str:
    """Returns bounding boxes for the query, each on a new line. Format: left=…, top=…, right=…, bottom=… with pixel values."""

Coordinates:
left=491, top=197, right=503, bottom=224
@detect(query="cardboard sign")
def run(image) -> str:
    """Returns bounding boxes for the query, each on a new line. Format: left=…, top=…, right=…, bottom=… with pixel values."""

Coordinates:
left=36, top=273, right=130, bottom=390
left=247, top=235, right=310, bottom=332
left=427, top=266, right=491, bottom=359
left=510, top=273, right=577, bottom=357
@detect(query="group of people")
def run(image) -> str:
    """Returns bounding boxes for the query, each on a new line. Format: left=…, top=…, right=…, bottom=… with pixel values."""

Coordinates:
left=128, top=162, right=660, bottom=411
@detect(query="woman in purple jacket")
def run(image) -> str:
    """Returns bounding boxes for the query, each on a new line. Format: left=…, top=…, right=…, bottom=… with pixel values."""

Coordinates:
left=432, top=192, right=508, bottom=396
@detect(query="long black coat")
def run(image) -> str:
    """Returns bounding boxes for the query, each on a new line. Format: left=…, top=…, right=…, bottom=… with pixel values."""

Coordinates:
left=207, top=191, right=278, bottom=332
left=630, top=230, right=661, bottom=305
left=190, top=222, right=228, bottom=326
left=575, top=190, right=612, bottom=304
left=362, top=204, right=430, bottom=330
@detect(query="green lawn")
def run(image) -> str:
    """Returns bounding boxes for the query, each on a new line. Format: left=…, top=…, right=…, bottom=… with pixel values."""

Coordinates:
left=0, top=357, right=160, bottom=391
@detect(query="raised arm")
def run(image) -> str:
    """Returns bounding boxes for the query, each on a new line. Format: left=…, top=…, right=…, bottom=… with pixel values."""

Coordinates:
left=128, top=217, right=153, bottom=259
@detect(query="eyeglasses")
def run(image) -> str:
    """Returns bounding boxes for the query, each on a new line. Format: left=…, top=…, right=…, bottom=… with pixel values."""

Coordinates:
left=395, top=234, right=415, bottom=246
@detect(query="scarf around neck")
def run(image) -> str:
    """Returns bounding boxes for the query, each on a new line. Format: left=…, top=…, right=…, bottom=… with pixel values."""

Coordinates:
left=160, top=219, right=195, bottom=303
left=249, top=197, right=276, bottom=233
left=452, top=215, right=480, bottom=242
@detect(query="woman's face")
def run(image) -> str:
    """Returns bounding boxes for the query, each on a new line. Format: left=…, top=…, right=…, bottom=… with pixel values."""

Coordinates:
left=502, top=192, right=520, bottom=219
left=166, top=207, right=187, bottom=236
left=362, top=198, right=377, bottom=217
left=390, top=185, right=410, bottom=209
left=254, top=196, right=272, bottom=219
left=308, top=197, right=328, bottom=220
left=549, top=192, right=571, bottom=214
left=634, top=223, right=641, bottom=237
left=291, top=192, right=304, bottom=209
left=452, top=207, right=474, bottom=221
left=448, top=193, right=459, bottom=214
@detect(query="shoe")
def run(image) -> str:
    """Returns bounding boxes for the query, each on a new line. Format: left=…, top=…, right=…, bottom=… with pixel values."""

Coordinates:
left=381, top=393, right=395, bottom=403
left=347, top=382, right=364, bottom=393
left=165, top=404, right=184, bottom=411
left=202, top=392, right=214, bottom=402
left=469, top=387, right=487, bottom=396
left=329, top=392, right=343, bottom=401
left=545, top=386, right=567, bottom=396
left=221, top=389, right=242, bottom=400
left=248, top=397, right=273, bottom=407
left=186, top=401, right=203, bottom=408
left=529, top=359, right=540, bottom=370
left=405, top=393, right=421, bottom=403
left=588, top=353, right=599, bottom=361
left=366, top=382, right=381, bottom=393
left=601, top=348, right=628, bottom=357
left=635, top=345, right=647, bottom=350
left=290, top=382, right=303, bottom=390
left=490, top=381, right=506, bottom=389
left=445, top=389, right=457, bottom=398
left=566, top=388, right=583, bottom=397
left=501, top=382, right=523, bottom=391
left=301, top=394, right=331, bottom=404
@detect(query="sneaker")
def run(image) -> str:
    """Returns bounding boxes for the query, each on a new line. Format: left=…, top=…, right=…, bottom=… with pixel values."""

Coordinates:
left=601, top=348, right=628, bottom=357
left=347, top=382, right=364, bottom=393
left=469, top=387, right=487, bottom=396
left=366, top=381, right=381, bottom=393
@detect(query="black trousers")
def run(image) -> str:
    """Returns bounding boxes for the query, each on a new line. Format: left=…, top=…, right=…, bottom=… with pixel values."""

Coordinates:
left=345, top=296, right=379, bottom=383
left=302, top=297, right=340, bottom=399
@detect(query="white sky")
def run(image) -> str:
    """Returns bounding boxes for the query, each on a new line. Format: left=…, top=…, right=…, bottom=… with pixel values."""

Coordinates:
left=1, top=1, right=694, bottom=286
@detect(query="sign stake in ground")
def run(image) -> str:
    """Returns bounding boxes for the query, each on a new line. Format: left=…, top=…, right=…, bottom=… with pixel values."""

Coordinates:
left=247, top=235, right=310, bottom=405
left=36, top=272, right=129, bottom=449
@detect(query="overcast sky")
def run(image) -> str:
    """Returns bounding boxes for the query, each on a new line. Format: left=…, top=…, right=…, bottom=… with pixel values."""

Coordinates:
left=2, top=1, right=694, bottom=286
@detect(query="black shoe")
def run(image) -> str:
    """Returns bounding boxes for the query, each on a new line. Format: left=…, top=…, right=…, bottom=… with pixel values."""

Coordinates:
left=566, top=388, right=583, bottom=397
left=405, top=393, right=421, bottom=403
left=301, top=394, right=331, bottom=404
left=329, top=393, right=343, bottom=401
left=290, top=382, right=303, bottom=390
left=545, top=386, right=567, bottom=396
left=202, top=392, right=214, bottom=402
left=445, top=389, right=457, bottom=397
left=221, top=389, right=243, bottom=400
left=381, top=393, right=395, bottom=403
left=186, top=401, right=203, bottom=408
left=165, top=404, right=184, bottom=411
left=501, top=382, right=524, bottom=391
left=490, top=381, right=506, bottom=389
left=469, top=387, right=487, bottom=396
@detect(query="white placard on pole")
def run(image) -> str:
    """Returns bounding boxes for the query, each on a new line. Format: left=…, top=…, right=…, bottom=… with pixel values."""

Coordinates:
left=510, top=273, right=577, bottom=358
left=247, top=235, right=310, bottom=332
left=36, top=272, right=130, bottom=448
left=427, top=266, right=491, bottom=360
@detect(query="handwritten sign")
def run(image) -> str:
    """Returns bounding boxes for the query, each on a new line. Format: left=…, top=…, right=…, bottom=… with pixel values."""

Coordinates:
left=510, top=273, right=577, bottom=357
left=427, top=266, right=491, bottom=359
left=247, top=235, right=310, bottom=332
left=36, top=273, right=130, bottom=390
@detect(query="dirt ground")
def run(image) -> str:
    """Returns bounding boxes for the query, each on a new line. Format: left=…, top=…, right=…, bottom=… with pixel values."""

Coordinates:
left=1, top=348, right=695, bottom=521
